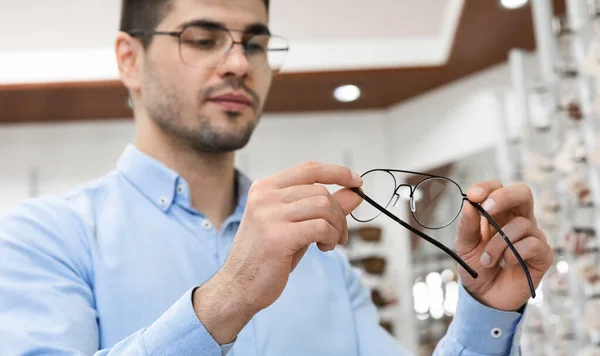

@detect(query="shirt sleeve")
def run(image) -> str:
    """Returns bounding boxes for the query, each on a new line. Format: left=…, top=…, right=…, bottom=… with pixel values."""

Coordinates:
left=0, top=199, right=233, bottom=356
left=433, top=282, right=524, bottom=356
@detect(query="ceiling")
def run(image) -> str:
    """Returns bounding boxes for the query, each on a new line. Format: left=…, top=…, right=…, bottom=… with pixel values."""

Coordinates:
left=270, top=0, right=450, bottom=40
left=0, top=0, right=452, bottom=50
left=0, top=0, right=461, bottom=84
left=0, top=0, right=567, bottom=123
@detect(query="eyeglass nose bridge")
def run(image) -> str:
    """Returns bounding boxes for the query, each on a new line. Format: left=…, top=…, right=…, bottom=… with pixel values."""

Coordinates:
left=214, top=29, right=279, bottom=71
left=220, top=41, right=247, bottom=58
left=391, top=184, right=415, bottom=209
left=222, top=38, right=260, bottom=58
left=216, top=41, right=258, bottom=74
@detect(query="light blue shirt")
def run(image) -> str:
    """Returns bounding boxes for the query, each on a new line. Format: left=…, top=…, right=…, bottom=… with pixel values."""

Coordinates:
left=0, top=144, right=525, bottom=355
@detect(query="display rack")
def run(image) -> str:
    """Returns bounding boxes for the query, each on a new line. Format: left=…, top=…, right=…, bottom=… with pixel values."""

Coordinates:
left=339, top=224, right=402, bottom=336
left=499, top=0, right=600, bottom=354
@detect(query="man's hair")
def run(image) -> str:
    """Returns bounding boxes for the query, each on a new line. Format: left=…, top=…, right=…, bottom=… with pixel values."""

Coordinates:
left=120, top=0, right=270, bottom=48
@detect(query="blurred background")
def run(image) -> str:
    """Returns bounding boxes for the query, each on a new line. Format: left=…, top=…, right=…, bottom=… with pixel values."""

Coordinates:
left=3, top=0, right=600, bottom=355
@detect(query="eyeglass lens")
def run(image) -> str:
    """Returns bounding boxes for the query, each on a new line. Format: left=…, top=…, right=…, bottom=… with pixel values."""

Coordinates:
left=413, top=177, right=464, bottom=229
left=178, top=26, right=288, bottom=71
left=351, top=170, right=396, bottom=222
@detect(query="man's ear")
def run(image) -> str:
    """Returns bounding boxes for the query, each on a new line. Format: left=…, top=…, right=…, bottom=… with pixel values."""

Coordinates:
left=115, top=32, right=143, bottom=91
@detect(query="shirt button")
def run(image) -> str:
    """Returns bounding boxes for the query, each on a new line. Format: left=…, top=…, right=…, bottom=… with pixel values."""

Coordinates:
left=491, top=327, right=502, bottom=339
left=176, top=185, right=184, bottom=194
left=158, top=196, right=168, bottom=205
left=202, top=220, right=212, bottom=230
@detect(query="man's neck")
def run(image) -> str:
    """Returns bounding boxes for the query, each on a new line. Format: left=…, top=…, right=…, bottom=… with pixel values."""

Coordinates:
left=135, top=122, right=237, bottom=231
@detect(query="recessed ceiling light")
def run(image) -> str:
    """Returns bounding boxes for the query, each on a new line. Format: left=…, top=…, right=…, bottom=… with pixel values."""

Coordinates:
left=500, top=0, right=528, bottom=9
left=334, top=84, right=361, bottom=102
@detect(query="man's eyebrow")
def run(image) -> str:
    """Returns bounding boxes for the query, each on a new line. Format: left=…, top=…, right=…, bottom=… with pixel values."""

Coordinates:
left=178, top=19, right=225, bottom=30
left=244, top=23, right=271, bottom=36
left=178, top=19, right=271, bottom=35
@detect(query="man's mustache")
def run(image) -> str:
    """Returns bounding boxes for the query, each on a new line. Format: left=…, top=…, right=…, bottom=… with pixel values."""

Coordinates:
left=202, top=78, right=260, bottom=108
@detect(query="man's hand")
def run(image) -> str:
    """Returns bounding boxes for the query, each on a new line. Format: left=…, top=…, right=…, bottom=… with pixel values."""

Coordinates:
left=455, top=180, right=554, bottom=311
left=193, top=161, right=363, bottom=344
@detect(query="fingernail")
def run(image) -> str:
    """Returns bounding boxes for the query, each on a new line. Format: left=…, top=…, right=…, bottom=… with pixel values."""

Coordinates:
left=499, top=258, right=506, bottom=268
left=482, top=199, right=495, bottom=212
left=343, top=230, right=349, bottom=244
left=471, top=187, right=484, bottom=197
left=352, top=172, right=363, bottom=184
left=480, top=252, right=491, bottom=266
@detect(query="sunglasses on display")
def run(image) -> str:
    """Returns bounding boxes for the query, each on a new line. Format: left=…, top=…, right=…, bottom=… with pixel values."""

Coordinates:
left=349, top=169, right=537, bottom=299
left=349, top=256, right=386, bottom=275
left=348, top=226, right=382, bottom=243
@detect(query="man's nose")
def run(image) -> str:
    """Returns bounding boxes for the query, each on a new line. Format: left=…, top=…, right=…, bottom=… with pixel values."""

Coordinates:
left=216, top=43, right=252, bottom=78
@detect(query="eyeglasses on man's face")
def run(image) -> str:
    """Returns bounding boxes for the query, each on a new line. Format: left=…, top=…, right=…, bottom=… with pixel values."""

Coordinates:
left=349, top=169, right=536, bottom=299
left=125, top=21, right=290, bottom=73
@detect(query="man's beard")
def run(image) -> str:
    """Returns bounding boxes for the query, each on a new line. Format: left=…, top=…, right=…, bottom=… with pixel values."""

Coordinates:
left=153, top=107, right=258, bottom=154
left=142, top=67, right=260, bottom=154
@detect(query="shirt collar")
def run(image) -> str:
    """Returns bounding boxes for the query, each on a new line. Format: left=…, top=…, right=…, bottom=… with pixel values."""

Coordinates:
left=116, top=144, right=252, bottom=215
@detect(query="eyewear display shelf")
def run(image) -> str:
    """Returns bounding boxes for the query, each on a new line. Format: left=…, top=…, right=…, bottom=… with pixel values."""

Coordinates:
left=338, top=225, right=402, bottom=338
left=499, top=1, right=600, bottom=355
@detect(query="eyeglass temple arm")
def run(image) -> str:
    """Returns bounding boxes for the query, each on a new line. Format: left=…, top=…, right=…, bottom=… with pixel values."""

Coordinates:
left=350, top=188, right=479, bottom=279
left=467, top=200, right=536, bottom=299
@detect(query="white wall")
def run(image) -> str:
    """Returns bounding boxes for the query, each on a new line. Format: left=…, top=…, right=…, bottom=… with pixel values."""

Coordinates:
left=387, top=55, right=538, bottom=173
left=0, top=120, right=135, bottom=211
left=0, top=111, right=392, bottom=210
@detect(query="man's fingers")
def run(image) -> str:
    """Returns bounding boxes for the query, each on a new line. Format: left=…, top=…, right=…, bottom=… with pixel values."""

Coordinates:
left=478, top=183, right=535, bottom=220
left=457, top=180, right=503, bottom=251
left=479, top=217, right=542, bottom=268
left=293, top=219, right=340, bottom=251
left=279, top=184, right=332, bottom=203
left=466, top=180, right=504, bottom=203
left=285, top=196, right=344, bottom=241
left=331, top=187, right=363, bottom=244
left=331, top=187, right=364, bottom=215
left=499, top=236, right=553, bottom=271
left=456, top=200, right=483, bottom=253
left=266, top=161, right=363, bottom=189
left=316, top=242, right=338, bottom=252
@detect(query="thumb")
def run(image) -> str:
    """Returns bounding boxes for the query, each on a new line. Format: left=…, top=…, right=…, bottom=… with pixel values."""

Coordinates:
left=456, top=201, right=482, bottom=254
left=332, top=187, right=363, bottom=215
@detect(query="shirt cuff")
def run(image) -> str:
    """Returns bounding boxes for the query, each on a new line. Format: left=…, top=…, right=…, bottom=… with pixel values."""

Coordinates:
left=446, top=282, right=525, bottom=355
left=142, top=287, right=235, bottom=356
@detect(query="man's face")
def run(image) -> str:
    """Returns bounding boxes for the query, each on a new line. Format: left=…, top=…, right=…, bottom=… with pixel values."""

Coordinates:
left=139, top=0, right=272, bottom=153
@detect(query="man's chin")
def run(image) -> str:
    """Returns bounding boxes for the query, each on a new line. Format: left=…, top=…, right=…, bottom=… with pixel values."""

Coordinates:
left=190, top=135, right=252, bottom=154
left=188, top=124, right=257, bottom=154
left=215, top=108, right=257, bottom=122
left=186, top=109, right=260, bottom=153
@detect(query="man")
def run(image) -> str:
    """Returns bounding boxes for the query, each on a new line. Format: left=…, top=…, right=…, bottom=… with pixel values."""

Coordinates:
left=0, top=0, right=553, bottom=355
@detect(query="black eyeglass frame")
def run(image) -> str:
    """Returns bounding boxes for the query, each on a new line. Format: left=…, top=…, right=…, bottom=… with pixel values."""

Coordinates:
left=124, top=24, right=290, bottom=72
left=350, top=168, right=536, bottom=299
